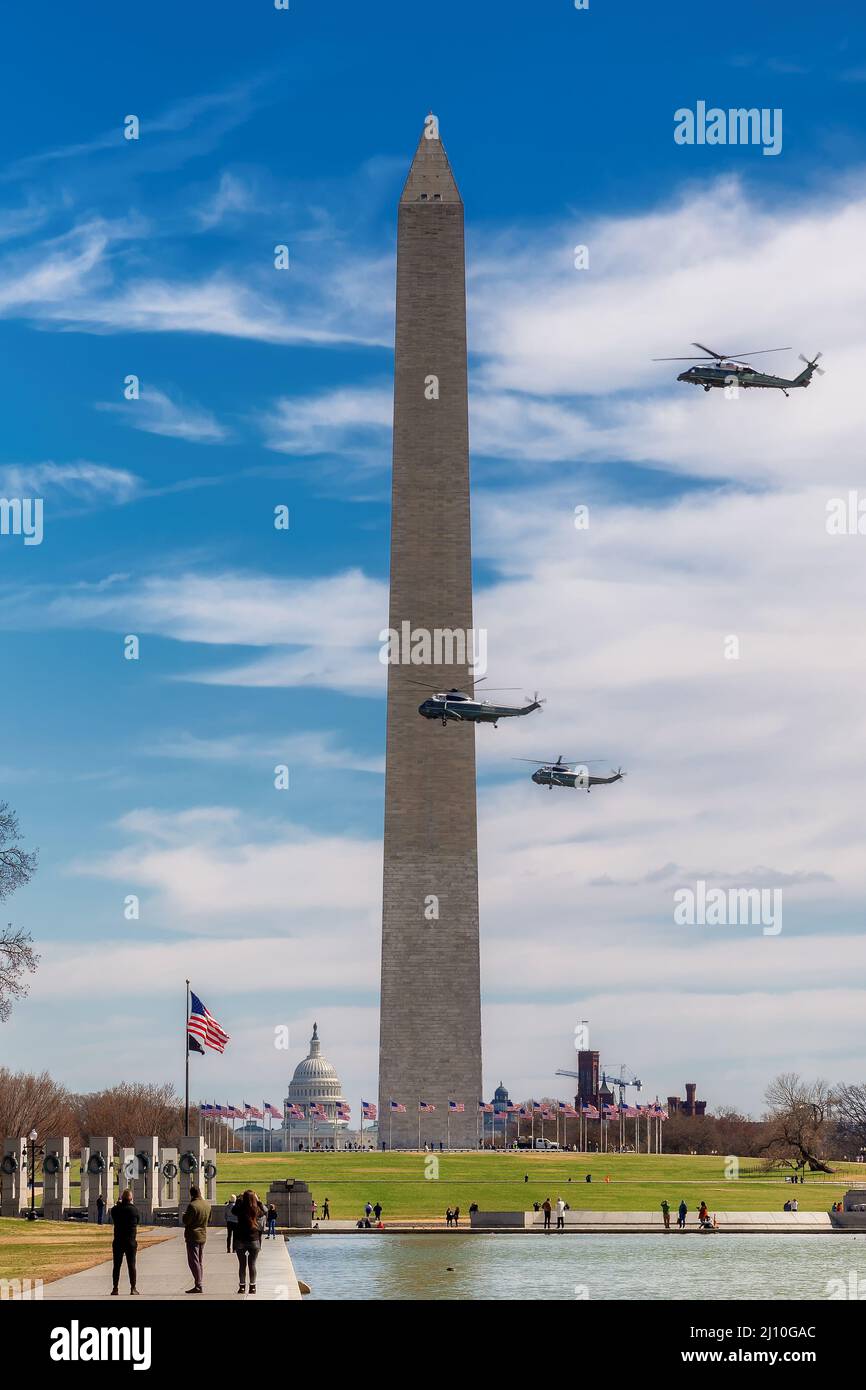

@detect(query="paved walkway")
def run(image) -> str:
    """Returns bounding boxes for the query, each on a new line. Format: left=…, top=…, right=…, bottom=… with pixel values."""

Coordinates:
left=42, top=1233, right=302, bottom=1301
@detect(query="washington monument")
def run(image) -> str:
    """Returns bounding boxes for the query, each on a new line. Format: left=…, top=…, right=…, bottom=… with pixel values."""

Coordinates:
left=378, top=119, right=482, bottom=1149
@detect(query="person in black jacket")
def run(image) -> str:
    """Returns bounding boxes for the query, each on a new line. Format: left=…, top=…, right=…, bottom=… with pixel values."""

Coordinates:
left=110, top=1189, right=140, bottom=1295
left=232, top=1190, right=266, bottom=1294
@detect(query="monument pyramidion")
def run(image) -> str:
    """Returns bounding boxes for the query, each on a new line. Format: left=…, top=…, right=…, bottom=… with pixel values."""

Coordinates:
left=377, top=118, right=482, bottom=1149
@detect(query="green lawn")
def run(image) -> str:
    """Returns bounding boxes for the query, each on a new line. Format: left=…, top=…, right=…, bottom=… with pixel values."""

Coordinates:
left=0, top=1217, right=171, bottom=1285
left=204, top=1151, right=862, bottom=1220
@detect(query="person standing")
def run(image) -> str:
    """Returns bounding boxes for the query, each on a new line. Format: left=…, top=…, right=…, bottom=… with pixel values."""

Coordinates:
left=660, top=1199, right=671, bottom=1230
left=233, top=1189, right=265, bottom=1295
left=182, top=1184, right=212, bottom=1294
left=96, top=1192, right=106, bottom=1225
left=445, top=1206, right=453, bottom=1227
left=322, top=1197, right=331, bottom=1220
left=266, top=1203, right=278, bottom=1239
left=109, top=1189, right=139, bottom=1295
left=542, top=1197, right=552, bottom=1231
left=677, top=1199, right=688, bottom=1229
left=225, top=1194, right=238, bottom=1253
left=555, top=1196, right=566, bottom=1231
left=453, top=1205, right=460, bottom=1228
left=373, top=1201, right=382, bottom=1223
left=364, top=1200, right=373, bottom=1221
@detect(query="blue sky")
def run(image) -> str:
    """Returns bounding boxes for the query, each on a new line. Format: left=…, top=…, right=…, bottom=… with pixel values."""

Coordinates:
left=3, top=0, right=866, bottom=1117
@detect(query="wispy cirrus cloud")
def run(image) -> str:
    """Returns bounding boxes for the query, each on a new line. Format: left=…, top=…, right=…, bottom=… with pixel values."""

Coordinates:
left=96, top=385, right=229, bottom=443
left=149, top=729, right=383, bottom=774
left=0, top=460, right=140, bottom=504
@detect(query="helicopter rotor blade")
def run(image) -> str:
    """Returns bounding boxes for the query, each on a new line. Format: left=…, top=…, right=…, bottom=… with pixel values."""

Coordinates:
left=691, top=342, right=727, bottom=358
left=719, top=346, right=791, bottom=358
left=510, top=758, right=610, bottom=765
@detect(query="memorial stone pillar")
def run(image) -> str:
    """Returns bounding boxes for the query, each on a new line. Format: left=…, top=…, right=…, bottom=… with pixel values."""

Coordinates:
left=158, top=1145, right=179, bottom=1210
left=0, top=1138, right=28, bottom=1217
left=42, top=1137, right=71, bottom=1220
left=132, top=1136, right=160, bottom=1221
left=83, top=1136, right=114, bottom=1220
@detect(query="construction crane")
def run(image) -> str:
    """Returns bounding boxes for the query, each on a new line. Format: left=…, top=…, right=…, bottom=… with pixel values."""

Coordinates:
left=555, top=1064, right=642, bottom=1105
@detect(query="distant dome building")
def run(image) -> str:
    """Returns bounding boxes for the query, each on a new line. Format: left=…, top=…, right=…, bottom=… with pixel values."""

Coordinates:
left=282, top=1023, right=350, bottom=1151
left=492, top=1082, right=510, bottom=1114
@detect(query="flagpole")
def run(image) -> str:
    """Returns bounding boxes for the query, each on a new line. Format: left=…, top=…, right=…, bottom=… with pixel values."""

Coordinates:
left=184, top=979, right=190, bottom=1135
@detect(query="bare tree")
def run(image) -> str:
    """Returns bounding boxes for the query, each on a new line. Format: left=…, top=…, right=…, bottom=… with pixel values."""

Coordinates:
left=0, top=926, right=39, bottom=1022
left=0, top=1067, right=76, bottom=1139
left=833, top=1083, right=866, bottom=1156
left=74, top=1082, right=184, bottom=1147
left=760, top=1072, right=834, bottom=1173
left=0, top=802, right=39, bottom=1019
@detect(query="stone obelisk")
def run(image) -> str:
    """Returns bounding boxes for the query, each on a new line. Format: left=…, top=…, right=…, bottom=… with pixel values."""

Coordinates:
left=378, top=120, right=482, bottom=1149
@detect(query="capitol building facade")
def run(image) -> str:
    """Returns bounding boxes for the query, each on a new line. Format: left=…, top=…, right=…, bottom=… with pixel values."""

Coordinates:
left=281, top=1022, right=352, bottom=1151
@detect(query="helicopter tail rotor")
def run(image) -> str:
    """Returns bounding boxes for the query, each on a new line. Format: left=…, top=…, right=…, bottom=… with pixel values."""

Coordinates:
left=798, top=351, right=825, bottom=376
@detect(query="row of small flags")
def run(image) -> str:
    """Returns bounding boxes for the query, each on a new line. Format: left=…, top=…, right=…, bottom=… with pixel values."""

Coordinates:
left=200, top=1101, right=365, bottom=1122
left=388, top=1099, right=669, bottom=1119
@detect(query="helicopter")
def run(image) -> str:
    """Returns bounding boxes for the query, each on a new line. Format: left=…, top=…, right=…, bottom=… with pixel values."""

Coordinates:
left=412, top=679, right=544, bottom=728
left=515, top=754, right=626, bottom=792
left=654, top=342, right=825, bottom=396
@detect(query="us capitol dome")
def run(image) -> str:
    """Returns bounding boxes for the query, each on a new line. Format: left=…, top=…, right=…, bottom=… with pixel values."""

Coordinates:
left=283, top=1022, right=350, bottom=1150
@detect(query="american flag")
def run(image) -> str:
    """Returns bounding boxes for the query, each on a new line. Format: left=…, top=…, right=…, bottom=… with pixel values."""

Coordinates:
left=506, top=1103, right=521, bottom=1114
left=518, top=1106, right=531, bottom=1117
left=310, top=1103, right=329, bottom=1120
left=212, top=1103, right=225, bottom=1115
left=448, top=1100, right=465, bottom=1113
left=288, top=1104, right=304, bottom=1121
left=244, top=1102, right=263, bottom=1119
left=531, top=1100, right=543, bottom=1111
left=336, top=1104, right=351, bottom=1118
left=561, top=1104, right=578, bottom=1117
left=187, top=992, right=230, bottom=1054
left=419, top=1100, right=436, bottom=1112
left=390, top=1099, right=406, bottom=1112
left=362, top=1101, right=377, bottom=1119
left=264, top=1102, right=283, bottom=1119
left=478, top=1101, right=494, bottom=1113
left=581, top=1104, right=599, bottom=1118
left=603, top=1104, right=619, bottom=1120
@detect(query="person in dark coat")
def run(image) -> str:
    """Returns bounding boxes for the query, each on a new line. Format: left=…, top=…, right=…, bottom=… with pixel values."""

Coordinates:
left=182, top=1185, right=211, bottom=1293
left=232, top=1189, right=265, bottom=1293
left=110, top=1189, right=140, bottom=1295
left=96, top=1192, right=106, bottom=1225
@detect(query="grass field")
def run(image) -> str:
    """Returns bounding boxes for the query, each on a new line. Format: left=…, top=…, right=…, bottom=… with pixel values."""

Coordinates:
left=204, top=1151, right=862, bottom=1220
left=0, top=1217, right=171, bottom=1285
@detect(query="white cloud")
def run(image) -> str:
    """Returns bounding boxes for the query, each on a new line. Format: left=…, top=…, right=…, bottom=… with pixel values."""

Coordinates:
left=96, top=386, right=228, bottom=443
left=0, top=461, right=140, bottom=504
left=149, top=729, right=383, bottom=774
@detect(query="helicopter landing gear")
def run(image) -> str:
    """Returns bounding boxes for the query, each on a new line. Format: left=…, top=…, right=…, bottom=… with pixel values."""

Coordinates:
left=703, top=384, right=711, bottom=392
